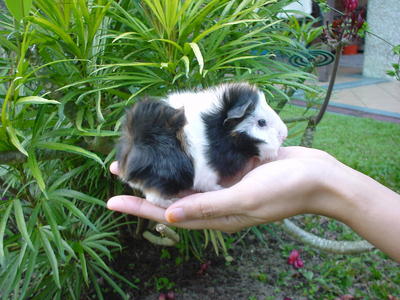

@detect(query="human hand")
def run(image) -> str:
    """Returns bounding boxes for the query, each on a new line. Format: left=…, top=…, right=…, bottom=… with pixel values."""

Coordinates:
left=107, top=146, right=336, bottom=232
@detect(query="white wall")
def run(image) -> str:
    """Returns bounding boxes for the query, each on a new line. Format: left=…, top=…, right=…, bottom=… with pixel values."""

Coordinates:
left=278, top=0, right=312, bottom=18
left=363, top=0, right=400, bottom=78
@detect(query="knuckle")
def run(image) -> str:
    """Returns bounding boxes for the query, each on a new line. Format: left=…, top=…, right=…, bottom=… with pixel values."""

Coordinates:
left=198, top=199, right=215, bottom=219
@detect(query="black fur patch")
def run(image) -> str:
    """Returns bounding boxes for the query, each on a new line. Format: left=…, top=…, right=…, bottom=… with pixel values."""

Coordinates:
left=118, top=99, right=194, bottom=196
left=202, top=84, right=262, bottom=178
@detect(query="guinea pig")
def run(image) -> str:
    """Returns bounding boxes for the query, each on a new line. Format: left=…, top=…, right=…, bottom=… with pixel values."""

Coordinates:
left=117, top=82, right=288, bottom=208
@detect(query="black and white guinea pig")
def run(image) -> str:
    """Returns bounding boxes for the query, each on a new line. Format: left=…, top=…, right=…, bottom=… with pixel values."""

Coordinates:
left=117, top=82, right=288, bottom=208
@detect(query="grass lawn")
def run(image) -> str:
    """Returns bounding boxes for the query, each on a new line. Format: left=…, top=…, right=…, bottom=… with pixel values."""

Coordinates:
left=282, top=104, right=400, bottom=193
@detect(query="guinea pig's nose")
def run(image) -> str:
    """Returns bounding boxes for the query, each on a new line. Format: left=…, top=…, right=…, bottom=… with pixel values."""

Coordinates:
left=278, top=132, right=287, bottom=143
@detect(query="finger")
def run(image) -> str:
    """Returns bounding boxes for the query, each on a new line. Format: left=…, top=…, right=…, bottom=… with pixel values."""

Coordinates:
left=110, top=161, right=119, bottom=175
left=277, top=146, right=331, bottom=161
left=164, top=188, right=244, bottom=223
left=107, top=195, right=167, bottom=223
left=169, top=214, right=246, bottom=233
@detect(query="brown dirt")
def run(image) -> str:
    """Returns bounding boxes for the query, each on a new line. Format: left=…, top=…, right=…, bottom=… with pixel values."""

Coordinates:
left=103, top=225, right=320, bottom=300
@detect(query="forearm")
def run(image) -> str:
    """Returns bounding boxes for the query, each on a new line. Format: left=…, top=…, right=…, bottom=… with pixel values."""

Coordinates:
left=312, top=161, right=400, bottom=262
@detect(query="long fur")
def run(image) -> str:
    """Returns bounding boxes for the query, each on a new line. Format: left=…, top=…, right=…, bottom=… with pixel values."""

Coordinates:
left=117, top=99, right=194, bottom=199
left=118, top=83, right=288, bottom=207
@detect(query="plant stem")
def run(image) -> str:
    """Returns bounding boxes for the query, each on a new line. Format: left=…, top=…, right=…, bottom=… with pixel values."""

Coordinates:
left=314, top=43, right=343, bottom=125
left=366, top=30, right=396, bottom=48
left=283, top=115, right=313, bottom=123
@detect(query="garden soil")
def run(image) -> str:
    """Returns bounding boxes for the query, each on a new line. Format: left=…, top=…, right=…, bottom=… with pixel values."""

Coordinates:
left=103, top=224, right=323, bottom=300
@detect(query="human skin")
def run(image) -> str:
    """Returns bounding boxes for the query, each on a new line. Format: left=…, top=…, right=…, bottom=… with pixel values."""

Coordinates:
left=107, top=146, right=400, bottom=262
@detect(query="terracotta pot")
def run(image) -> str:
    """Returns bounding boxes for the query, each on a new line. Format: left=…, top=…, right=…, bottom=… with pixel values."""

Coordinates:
left=342, top=44, right=358, bottom=55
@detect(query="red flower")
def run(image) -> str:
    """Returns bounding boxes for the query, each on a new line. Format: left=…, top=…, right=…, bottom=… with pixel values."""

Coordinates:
left=287, top=250, right=304, bottom=269
left=197, top=261, right=211, bottom=275
left=287, top=250, right=299, bottom=265
left=343, top=0, right=358, bottom=12
left=293, top=257, right=304, bottom=268
left=167, top=291, right=175, bottom=300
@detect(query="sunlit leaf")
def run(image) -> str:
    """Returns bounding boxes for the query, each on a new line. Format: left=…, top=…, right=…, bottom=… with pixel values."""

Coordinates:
left=36, top=142, right=103, bottom=166
left=5, top=0, right=32, bottom=21
left=6, top=126, right=28, bottom=156
left=51, top=189, right=105, bottom=207
left=188, top=42, right=204, bottom=74
left=15, top=96, right=60, bottom=106
left=180, top=56, right=190, bottom=77
left=27, top=150, right=46, bottom=193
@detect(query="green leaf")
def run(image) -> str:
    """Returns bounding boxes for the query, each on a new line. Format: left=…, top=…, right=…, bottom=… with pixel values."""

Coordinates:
left=13, top=199, right=34, bottom=250
left=51, top=189, right=105, bottom=207
left=42, top=201, right=63, bottom=257
left=15, top=96, right=60, bottom=106
left=92, top=264, right=128, bottom=300
left=148, top=39, right=183, bottom=53
left=39, top=227, right=61, bottom=288
left=48, top=165, right=86, bottom=192
left=19, top=242, right=38, bottom=299
left=84, top=232, right=116, bottom=243
left=28, top=16, right=82, bottom=56
left=180, top=56, right=190, bottom=77
left=95, top=91, right=105, bottom=124
left=5, top=0, right=32, bottom=21
left=6, top=126, right=28, bottom=156
left=82, top=244, right=111, bottom=272
left=77, top=244, right=89, bottom=285
left=392, top=45, right=400, bottom=55
left=36, top=142, right=104, bottom=166
left=188, top=42, right=204, bottom=74
left=0, top=202, right=13, bottom=265
left=53, top=197, right=98, bottom=232
left=111, top=31, right=139, bottom=43
left=27, top=150, right=46, bottom=193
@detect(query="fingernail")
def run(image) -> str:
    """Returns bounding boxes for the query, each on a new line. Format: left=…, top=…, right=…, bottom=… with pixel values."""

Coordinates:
left=166, top=208, right=185, bottom=223
left=106, top=197, right=119, bottom=210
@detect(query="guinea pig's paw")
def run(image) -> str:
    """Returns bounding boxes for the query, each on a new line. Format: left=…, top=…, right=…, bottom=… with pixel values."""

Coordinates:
left=145, top=191, right=178, bottom=208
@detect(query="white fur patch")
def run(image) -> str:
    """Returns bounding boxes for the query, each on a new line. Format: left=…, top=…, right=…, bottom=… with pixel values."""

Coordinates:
left=167, top=83, right=287, bottom=190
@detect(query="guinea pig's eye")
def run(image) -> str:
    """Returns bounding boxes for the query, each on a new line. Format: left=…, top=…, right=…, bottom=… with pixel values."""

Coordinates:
left=257, top=119, right=267, bottom=127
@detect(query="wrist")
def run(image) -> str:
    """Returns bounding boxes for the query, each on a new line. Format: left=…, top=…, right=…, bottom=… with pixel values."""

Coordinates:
left=304, top=157, right=359, bottom=224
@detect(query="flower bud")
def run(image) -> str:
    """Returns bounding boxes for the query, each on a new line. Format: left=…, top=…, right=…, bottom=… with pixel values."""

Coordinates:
left=343, top=0, right=358, bottom=13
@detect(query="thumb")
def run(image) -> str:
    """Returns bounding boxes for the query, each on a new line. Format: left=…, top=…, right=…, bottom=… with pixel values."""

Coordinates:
left=165, top=188, right=243, bottom=223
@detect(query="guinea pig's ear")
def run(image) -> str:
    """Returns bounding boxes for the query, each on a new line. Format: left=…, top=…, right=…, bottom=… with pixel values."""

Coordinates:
left=223, top=100, right=252, bottom=127
left=169, top=107, right=186, bottom=128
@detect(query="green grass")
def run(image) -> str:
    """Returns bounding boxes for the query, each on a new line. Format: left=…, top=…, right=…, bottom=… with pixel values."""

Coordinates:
left=281, top=104, right=400, bottom=193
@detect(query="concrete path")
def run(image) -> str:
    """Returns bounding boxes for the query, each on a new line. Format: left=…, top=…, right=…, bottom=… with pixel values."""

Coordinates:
left=293, top=55, right=400, bottom=123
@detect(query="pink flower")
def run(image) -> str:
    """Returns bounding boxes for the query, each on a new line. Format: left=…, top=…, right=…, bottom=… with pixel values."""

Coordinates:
left=287, top=250, right=299, bottom=264
left=343, top=0, right=358, bottom=12
left=287, top=249, right=304, bottom=269
left=167, top=291, right=175, bottom=300
left=197, top=261, right=211, bottom=275
left=293, top=258, right=304, bottom=268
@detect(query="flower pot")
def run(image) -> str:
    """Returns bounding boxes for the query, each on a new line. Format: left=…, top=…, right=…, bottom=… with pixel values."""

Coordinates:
left=343, top=44, right=358, bottom=55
